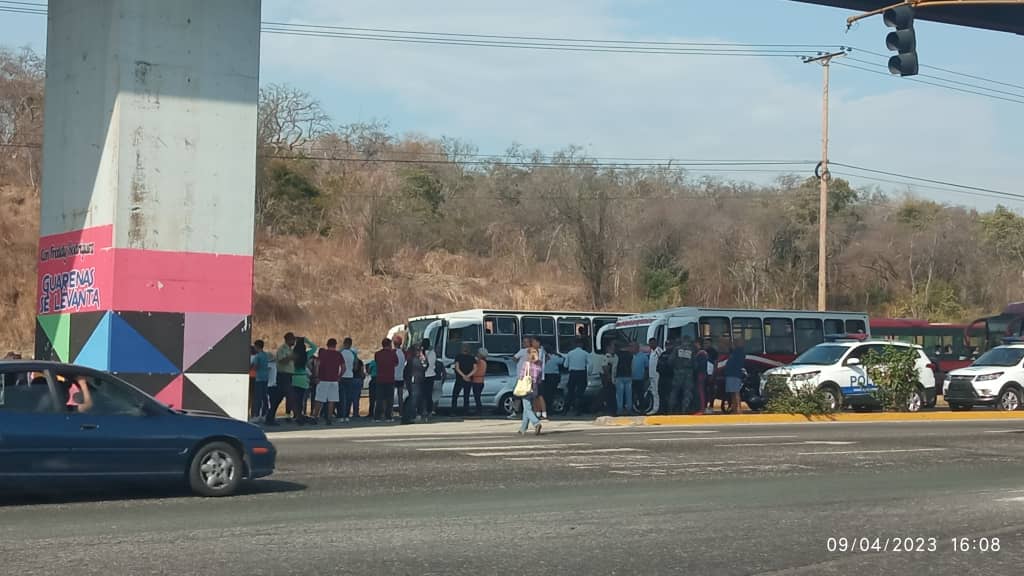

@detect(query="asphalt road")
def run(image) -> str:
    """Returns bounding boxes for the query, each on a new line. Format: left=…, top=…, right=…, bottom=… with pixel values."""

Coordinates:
left=3, top=419, right=1024, bottom=576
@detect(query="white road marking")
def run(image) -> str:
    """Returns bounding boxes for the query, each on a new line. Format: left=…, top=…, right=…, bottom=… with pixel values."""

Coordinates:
left=718, top=441, right=856, bottom=447
left=996, top=496, right=1024, bottom=503
left=589, top=430, right=719, bottom=436
left=984, top=430, right=1023, bottom=434
left=647, top=435, right=798, bottom=442
left=417, top=443, right=589, bottom=452
left=353, top=435, right=512, bottom=443
left=797, top=448, right=946, bottom=456
left=468, top=448, right=645, bottom=457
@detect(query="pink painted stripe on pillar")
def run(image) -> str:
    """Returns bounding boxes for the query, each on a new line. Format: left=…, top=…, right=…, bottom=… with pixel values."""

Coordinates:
left=111, top=250, right=253, bottom=316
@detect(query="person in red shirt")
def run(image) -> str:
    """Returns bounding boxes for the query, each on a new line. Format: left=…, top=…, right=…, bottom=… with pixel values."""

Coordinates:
left=313, top=338, right=343, bottom=425
left=374, top=338, right=399, bottom=422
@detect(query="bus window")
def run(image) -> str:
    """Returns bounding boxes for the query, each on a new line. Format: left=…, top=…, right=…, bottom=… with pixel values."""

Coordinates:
left=558, top=318, right=590, bottom=353
left=824, top=319, right=845, bottom=336
left=522, top=316, right=556, bottom=351
left=593, top=317, right=619, bottom=351
left=732, top=317, right=764, bottom=353
left=764, top=318, right=795, bottom=355
left=846, top=319, right=867, bottom=335
left=654, top=325, right=665, bottom=348
left=795, top=318, right=823, bottom=353
left=700, top=317, right=731, bottom=347
left=446, top=324, right=481, bottom=358
left=667, top=322, right=698, bottom=346
left=483, top=315, right=519, bottom=354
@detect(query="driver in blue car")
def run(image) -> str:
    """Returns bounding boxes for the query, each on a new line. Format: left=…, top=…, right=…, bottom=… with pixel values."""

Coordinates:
left=64, top=375, right=94, bottom=413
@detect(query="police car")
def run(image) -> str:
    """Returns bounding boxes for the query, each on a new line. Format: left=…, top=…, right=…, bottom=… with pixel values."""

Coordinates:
left=943, top=343, right=1024, bottom=411
left=760, top=338, right=937, bottom=412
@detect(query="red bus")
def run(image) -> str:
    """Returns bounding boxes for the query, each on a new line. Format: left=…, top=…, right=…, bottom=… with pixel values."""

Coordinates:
left=965, top=303, right=1024, bottom=353
left=869, top=318, right=984, bottom=389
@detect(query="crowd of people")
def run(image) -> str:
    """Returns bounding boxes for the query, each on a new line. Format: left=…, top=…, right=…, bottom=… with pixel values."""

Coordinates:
left=247, top=330, right=751, bottom=429
left=248, top=332, right=453, bottom=426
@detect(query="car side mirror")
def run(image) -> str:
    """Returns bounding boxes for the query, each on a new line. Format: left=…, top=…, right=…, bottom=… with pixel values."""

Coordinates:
left=846, top=358, right=861, bottom=367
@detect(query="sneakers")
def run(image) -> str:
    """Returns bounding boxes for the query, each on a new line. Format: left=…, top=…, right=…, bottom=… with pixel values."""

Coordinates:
left=535, top=423, right=543, bottom=436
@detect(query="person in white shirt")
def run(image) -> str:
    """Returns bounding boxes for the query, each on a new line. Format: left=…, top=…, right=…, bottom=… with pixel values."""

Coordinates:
left=394, top=340, right=407, bottom=410
left=340, top=338, right=359, bottom=420
left=564, top=338, right=590, bottom=415
left=647, top=337, right=663, bottom=415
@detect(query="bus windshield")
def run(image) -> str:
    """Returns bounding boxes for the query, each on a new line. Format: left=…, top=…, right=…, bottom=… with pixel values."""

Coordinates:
left=407, top=318, right=435, bottom=349
left=791, top=344, right=847, bottom=366
left=972, top=347, right=1024, bottom=367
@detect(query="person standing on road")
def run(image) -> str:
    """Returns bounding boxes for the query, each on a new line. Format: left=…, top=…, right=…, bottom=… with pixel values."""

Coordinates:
left=420, top=339, right=437, bottom=422
left=373, top=339, right=398, bottom=422
left=340, top=338, right=359, bottom=422
left=564, top=338, right=590, bottom=416
left=314, top=338, right=343, bottom=425
left=517, top=347, right=544, bottom=435
left=366, top=358, right=378, bottom=419
left=646, top=338, right=663, bottom=416
left=393, top=337, right=407, bottom=416
left=631, top=342, right=650, bottom=414
left=703, top=338, right=719, bottom=413
left=250, top=340, right=270, bottom=423
left=541, top=344, right=563, bottom=420
left=470, top=348, right=487, bottom=416
left=693, top=340, right=710, bottom=415
left=453, top=343, right=476, bottom=415
left=267, top=332, right=297, bottom=426
left=614, top=342, right=634, bottom=416
left=669, top=338, right=695, bottom=414
left=725, top=338, right=746, bottom=414
left=291, top=337, right=316, bottom=424
left=657, top=339, right=676, bottom=415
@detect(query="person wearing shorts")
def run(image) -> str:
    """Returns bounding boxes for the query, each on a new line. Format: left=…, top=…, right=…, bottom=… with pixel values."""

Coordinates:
left=314, top=338, right=343, bottom=425
left=724, top=338, right=746, bottom=414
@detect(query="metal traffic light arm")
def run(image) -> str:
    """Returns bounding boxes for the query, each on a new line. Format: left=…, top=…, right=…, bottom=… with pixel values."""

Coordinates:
left=846, top=0, right=1024, bottom=29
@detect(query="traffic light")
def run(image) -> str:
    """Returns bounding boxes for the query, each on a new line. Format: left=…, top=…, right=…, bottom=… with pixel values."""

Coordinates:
left=884, top=5, right=918, bottom=76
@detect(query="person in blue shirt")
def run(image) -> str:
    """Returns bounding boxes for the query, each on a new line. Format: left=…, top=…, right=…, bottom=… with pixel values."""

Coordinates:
left=631, top=342, right=650, bottom=413
left=250, top=340, right=271, bottom=422
left=724, top=338, right=746, bottom=414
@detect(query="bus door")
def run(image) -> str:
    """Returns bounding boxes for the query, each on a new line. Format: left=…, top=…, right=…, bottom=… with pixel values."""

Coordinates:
left=423, top=319, right=447, bottom=359
left=482, top=314, right=520, bottom=355
left=558, top=317, right=591, bottom=353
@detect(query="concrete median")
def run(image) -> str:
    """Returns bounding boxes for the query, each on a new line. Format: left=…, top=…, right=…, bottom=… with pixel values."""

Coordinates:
left=596, top=410, right=1024, bottom=426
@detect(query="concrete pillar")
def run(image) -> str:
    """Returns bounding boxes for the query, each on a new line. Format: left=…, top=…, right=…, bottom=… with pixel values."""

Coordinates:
left=35, top=0, right=261, bottom=419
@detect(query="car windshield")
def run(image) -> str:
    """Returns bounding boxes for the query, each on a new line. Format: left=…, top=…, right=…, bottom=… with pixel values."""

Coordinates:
left=790, top=344, right=848, bottom=366
left=972, top=347, right=1024, bottom=367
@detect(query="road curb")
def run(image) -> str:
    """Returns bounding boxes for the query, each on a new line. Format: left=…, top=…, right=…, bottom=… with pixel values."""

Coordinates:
left=594, top=411, right=1024, bottom=426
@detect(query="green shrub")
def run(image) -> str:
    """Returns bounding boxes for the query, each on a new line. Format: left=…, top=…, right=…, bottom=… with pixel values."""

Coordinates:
left=764, top=379, right=836, bottom=416
left=861, top=345, right=920, bottom=412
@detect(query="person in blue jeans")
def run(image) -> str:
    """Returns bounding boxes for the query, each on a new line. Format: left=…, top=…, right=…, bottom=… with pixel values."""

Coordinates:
left=250, top=340, right=270, bottom=422
left=614, top=343, right=634, bottom=416
left=518, top=347, right=544, bottom=435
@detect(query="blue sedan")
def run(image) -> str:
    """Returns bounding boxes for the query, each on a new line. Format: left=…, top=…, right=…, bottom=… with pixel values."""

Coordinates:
left=0, top=360, right=275, bottom=497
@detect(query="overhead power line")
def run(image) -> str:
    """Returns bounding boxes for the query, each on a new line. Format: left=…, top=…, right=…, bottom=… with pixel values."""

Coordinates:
left=834, top=61, right=1024, bottom=105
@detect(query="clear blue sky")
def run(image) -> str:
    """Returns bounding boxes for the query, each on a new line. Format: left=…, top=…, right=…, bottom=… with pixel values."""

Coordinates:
left=3, top=0, right=1022, bottom=208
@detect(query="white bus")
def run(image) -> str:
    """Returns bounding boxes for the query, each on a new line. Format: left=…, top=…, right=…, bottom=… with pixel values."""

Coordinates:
left=597, top=307, right=870, bottom=412
left=390, top=309, right=636, bottom=362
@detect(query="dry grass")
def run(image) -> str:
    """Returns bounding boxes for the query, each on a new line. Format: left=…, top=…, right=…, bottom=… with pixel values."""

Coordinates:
left=0, top=190, right=590, bottom=356
left=0, top=185, right=40, bottom=355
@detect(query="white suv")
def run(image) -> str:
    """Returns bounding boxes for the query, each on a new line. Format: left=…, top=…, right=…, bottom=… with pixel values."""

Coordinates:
left=761, top=339, right=937, bottom=412
left=943, top=344, right=1024, bottom=411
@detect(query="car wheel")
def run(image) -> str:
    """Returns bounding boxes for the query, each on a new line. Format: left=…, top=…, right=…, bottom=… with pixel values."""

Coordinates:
left=997, top=386, right=1022, bottom=411
left=633, top=390, right=654, bottom=415
left=906, top=388, right=924, bottom=413
left=818, top=384, right=842, bottom=412
left=550, top=391, right=567, bottom=415
left=499, top=393, right=517, bottom=418
left=950, top=403, right=973, bottom=412
left=189, top=441, right=243, bottom=497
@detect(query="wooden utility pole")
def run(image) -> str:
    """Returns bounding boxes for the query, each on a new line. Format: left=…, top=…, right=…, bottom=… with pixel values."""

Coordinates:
left=804, top=50, right=846, bottom=312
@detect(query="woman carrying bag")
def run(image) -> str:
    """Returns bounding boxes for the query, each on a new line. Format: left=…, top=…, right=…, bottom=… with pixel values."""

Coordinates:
left=514, top=347, right=544, bottom=435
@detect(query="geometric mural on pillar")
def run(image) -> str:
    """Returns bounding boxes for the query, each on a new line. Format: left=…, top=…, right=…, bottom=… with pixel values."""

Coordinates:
left=36, top=310, right=253, bottom=419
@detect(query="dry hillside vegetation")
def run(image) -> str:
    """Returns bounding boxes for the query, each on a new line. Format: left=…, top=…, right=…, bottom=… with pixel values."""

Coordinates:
left=3, top=47, right=1024, bottom=353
